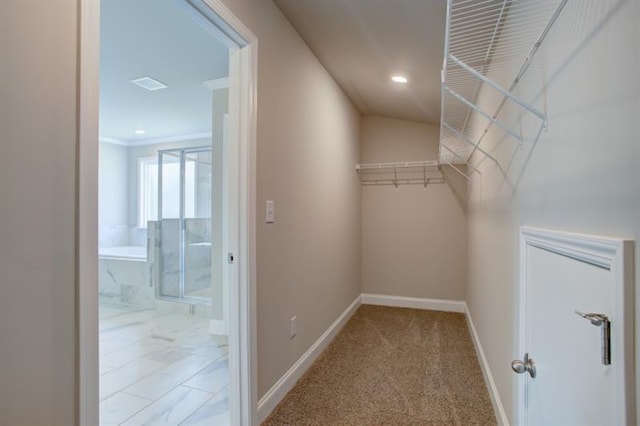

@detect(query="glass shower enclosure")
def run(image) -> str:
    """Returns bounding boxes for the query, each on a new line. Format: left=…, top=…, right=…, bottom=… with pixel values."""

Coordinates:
left=156, top=146, right=213, bottom=306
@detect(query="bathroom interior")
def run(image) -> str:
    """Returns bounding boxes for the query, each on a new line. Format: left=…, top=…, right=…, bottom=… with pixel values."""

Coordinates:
left=97, top=1, right=232, bottom=424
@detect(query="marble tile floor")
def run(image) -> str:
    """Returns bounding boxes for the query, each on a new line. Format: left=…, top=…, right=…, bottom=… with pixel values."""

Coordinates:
left=99, top=302, right=230, bottom=425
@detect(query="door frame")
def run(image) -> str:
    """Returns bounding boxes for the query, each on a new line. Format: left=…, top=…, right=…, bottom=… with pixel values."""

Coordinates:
left=517, top=227, right=635, bottom=425
left=77, top=0, right=258, bottom=424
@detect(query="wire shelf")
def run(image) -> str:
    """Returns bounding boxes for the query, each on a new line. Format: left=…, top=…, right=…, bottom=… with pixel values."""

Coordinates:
left=439, top=0, right=568, bottom=166
left=356, top=161, right=445, bottom=187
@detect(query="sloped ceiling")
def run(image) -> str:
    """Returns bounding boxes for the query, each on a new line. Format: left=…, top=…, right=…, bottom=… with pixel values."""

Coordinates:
left=273, top=0, right=447, bottom=124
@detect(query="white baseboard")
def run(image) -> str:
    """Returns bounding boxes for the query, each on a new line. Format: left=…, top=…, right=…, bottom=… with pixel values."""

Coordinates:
left=256, top=294, right=362, bottom=423
left=464, top=303, right=509, bottom=426
left=361, top=293, right=466, bottom=313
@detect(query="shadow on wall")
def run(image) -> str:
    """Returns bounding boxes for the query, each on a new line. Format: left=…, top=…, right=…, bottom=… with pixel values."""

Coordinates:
left=468, top=0, right=629, bottom=195
left=442, top=164, right=469, bottom=211
left=510, top=0, right=629, bottom=192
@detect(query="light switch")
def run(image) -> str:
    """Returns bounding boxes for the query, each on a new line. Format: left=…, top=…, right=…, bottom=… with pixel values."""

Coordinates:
left=289, top=316, right=297, bottom=338
left=265, top=200, right=275, bottom=223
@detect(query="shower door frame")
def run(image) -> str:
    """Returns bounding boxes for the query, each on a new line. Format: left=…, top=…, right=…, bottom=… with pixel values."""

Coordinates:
left=156, top=145, right=213, bottom=306
left=77, top=0, right=258, bottom=425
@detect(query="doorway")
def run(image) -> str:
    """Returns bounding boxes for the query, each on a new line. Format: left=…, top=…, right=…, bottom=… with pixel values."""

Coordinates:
left=78, top=0, right=257, bottom=424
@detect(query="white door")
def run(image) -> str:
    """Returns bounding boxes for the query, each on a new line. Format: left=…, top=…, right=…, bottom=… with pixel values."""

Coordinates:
left=516, top=227, right=634, bottom=426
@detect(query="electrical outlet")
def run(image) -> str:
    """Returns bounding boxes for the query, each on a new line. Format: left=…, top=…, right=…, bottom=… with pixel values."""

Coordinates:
left=289, top=316, right=297, bottom=339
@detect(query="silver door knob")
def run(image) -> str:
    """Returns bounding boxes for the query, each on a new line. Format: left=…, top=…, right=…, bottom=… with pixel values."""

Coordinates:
left=511, top=353, right=536, bottom=378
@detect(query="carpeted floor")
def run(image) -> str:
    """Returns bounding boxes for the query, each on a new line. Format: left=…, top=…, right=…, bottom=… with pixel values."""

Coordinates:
left=263, top=305, right=496, bottom=425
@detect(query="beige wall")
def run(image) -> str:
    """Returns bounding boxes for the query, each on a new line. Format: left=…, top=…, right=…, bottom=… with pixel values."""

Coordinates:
left=465, top=1, right=640, bottom=422
left=219, top=0, right=362, bottom=399
left=361, top=116, right=466, bottom=300
left=0, top=2, right=78, bottom=424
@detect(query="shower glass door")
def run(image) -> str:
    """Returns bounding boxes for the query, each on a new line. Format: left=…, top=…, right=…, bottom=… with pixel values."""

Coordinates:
left=157, top=146, right=212, bottom=306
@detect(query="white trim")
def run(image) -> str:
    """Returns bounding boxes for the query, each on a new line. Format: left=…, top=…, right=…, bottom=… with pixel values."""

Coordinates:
left=245, top=42, right=259, bottom=426
left=127, top=132, right=213, bottom=147
left=193, top=0, right=256, bottom=46
left=465, top=303, right=510, bottom=426
left=518, top=227, right=635, bottom=426
left=257, top=295, right=362, bottom=423
left=225, top=45, right=242, bottom=426
left=99, top=132, right=213, bottom=147
left=98, top=136, right=128, bottom=146
left=520, top=226, right=625, bottom=271
left=361, top=293, right=465, bottom=313
left=203, top=76, right=230, bottom=90
left=221, top=113, right=230, bottom=336
left=78, top=0, right=100, bottom=424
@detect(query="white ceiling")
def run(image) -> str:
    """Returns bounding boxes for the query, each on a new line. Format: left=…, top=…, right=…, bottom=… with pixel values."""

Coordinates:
left=99, top=0, right=229, bottom=144
left=273, top=0, right=447, bottom=124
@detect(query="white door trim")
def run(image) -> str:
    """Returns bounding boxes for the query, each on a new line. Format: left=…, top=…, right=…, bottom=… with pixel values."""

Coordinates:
left=77, top=0, right=258, bottom=424
left=78, top=1, right=100, bottom=424
left=517, top=227, right=635, bottom=425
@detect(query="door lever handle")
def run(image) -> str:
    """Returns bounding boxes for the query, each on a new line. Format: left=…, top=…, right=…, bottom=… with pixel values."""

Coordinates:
left=575, top=311, right=611, bottom=365
left=575, top=311, right=607, bottom=326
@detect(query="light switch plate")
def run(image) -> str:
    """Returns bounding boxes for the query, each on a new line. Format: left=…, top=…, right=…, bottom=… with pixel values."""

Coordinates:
left=289, top=316, right=296, bottom=338
left=266, top=200, right=275, bottom=223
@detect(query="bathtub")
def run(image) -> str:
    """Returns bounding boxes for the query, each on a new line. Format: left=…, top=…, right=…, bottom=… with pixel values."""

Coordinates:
left=99, top=245, right=152, bottom=307
left=99, top=245, right=147, bottom=261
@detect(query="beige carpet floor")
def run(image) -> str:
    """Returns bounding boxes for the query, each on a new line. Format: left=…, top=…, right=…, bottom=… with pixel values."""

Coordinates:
left=263, top=305, right=496, bottom=425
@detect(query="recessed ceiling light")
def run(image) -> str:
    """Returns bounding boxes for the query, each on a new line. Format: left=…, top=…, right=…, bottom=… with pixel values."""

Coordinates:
left=134, top=129, right=146, bottom=135
left=131, top=76, right=168, bottom=91
left=390, top=74, right=408, bottom=84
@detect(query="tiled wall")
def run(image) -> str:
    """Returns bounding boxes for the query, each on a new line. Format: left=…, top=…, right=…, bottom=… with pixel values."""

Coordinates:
left=98, top=256, right=153, bottom=308
left=151, top=219, right=213, bottom=302
left=99, top=219, right=212, bottom=309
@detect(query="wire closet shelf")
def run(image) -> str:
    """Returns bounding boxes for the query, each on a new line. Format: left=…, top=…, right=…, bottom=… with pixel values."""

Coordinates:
left=355, top=161, right=445, bottom=188
left=439, top=0, right=568, bottom=174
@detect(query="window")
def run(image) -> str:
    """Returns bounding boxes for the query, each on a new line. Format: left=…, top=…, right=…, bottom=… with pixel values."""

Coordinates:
left=138, top=155, right=196, bottom=228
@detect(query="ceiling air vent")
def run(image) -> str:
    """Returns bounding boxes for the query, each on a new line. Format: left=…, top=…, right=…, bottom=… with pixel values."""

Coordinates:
left=130, top=76, right=168, bottom=91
